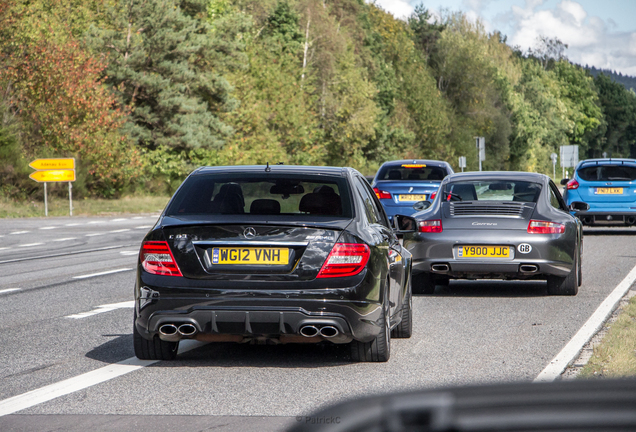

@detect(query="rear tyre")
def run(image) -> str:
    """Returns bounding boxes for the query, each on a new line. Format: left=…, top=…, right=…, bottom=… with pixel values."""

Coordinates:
left=547, top=252, right=579, bottom=296
left=350, top=290, right=391, bottom=362
left=391, top=279, right=412, bottom=339
left=412, top=272, right=435, bottom=294
left=133, top=312, right=179, bottom=360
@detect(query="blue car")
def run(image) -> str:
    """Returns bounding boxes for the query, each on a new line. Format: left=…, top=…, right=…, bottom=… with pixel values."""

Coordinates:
left=372, top=159, right=453, bottom=220
left=562, top=158, right=636, bottom=226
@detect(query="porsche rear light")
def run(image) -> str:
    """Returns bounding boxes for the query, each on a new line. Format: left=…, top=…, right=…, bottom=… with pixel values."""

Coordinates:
left=140, top=241, right=183, bottom=276
left=373, top=188, right=392, bottom=200
left=317, top=243, right=370, bottom=278
left=527, top=220, right=565, bottom=234
left=419, top=219, right=442, bottom=233
left=566, top=179, right=579, bottom=190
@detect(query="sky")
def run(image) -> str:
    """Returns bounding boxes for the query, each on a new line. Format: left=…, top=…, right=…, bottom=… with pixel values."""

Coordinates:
left=370, top=0, right=636, bottom=76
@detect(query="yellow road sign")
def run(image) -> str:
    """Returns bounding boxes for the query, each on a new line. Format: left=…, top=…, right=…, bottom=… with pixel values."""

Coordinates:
left=29, top=158, right=75, bottom=170
left=29, top=169, right=76, bottom=182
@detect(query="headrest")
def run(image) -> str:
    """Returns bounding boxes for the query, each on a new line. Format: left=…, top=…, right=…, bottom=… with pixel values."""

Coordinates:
left=250, top=199, right=281, bottom=215
left=216, top=183, right=244, bottom=206
left=299, top=193, right=342, bottom=216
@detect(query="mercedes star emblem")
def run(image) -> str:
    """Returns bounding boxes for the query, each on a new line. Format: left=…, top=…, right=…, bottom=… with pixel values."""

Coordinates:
left=243, top=227, right=257, bottom=238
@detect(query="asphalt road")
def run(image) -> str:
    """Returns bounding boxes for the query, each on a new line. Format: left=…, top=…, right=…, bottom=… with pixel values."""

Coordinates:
left=0, top=216, right=635, bottom=431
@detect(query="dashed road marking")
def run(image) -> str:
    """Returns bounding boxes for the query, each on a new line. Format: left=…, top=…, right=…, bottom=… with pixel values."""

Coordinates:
left=120, top=251, right=138, bottom=256
left=72, top=268, right=133, bottom=280
left=9, top=231, right=29, bottom=235
left=0, top=288, right=21, bottom=295
left=65, top=300, right=134, bottom=319
left=110, top=229, right=131, bottom=233
left=65, top=223, right=80, bottom=226
left=19, top=243, right=44, bottom=248
left=110, top=218, right=127, bottom=222
left=535, top=262, right=636, bottom=382
left=0, top=340, right=204, bottom=417
left=39, top=226, right=57, bottom=230
left=52, top=238, right=76, bottom=242
left=85, top=233, right=105, bottom=237
left=135, top=225, right=152, bottom=229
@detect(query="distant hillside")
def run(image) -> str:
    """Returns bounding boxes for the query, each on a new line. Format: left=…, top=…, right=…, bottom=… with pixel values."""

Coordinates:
left=586, top=66, right=636, bottom=91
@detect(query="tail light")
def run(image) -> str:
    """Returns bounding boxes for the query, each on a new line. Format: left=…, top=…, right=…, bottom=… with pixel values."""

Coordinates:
left=430, top=191, right=437, bottom=200
left=419, top=220, right=442, bottom=233
left=317, top=243, right=370, bottom=278
left=140, top=241, right=183, bottom=276
left=373, top=188, right=392, bottom=199
left=566, top=179, right=579, bottom=190
left=527, top=220, right=565, bottom=234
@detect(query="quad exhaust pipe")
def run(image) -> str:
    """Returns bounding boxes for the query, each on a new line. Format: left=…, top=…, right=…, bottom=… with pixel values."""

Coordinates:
left=158, top=323, right=198, bottom=339
left=299, top=325, right=339, bottom=338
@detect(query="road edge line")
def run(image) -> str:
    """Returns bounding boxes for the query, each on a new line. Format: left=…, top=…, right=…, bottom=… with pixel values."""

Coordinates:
left=534, top=262, right=636, bottom=382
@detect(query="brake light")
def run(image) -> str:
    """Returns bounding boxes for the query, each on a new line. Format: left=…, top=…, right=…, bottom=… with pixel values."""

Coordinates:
left=430, top=192, right=437, bottom=200
left=140, top=241, right=183, bottom=276
left=317, top=243, right=370, bottom=278
left=419, top=219, right=442, bottom=233
left=373, top=188, right=392, bottom=200
left=566, top=179, right=579, bottom=190
left=527, top=220, right=565, bottom=234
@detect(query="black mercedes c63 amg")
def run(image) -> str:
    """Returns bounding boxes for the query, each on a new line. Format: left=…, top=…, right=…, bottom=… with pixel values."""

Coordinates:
left=134, top=165, right=412, bottom=362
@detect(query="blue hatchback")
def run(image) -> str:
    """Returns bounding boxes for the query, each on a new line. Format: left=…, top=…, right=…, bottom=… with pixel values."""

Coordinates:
left=371, top=159, right=453, bottom=220
left=562, top=158, right=636, bottom=226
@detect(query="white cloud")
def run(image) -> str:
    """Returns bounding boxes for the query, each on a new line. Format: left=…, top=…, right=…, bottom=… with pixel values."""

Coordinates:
left=370, top=0, right=414, bottom=20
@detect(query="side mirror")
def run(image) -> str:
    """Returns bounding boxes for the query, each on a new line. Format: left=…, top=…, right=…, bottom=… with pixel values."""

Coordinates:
left=560, top=178, right=569, bottom=186
left=569, top=201, right=590, bottom=212
left=413, top=201, right=431, bottom=211
left=393, top=215, right=417, bottom=233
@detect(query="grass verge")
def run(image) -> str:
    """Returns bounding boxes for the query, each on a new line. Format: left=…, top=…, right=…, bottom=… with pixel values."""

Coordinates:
left=579, top=295, right=636, bottom=378
left=0, top=195, right=170, bottom=218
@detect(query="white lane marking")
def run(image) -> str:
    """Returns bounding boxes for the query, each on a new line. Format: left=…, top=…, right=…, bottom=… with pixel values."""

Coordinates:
left=19, top=243, right=44, bottom=248
left=120, top=251, right=138, bottom=256
left=9, top=231, right=29, bottom=235
left=65, top=300, right=134, bottom=319
left=535, top=262, right=636, bottom=382
left=72, top=268, right=133, bottom=280
left=0, top=340, right=204, bottom=417
left=110, top=229, right=131, bottom=233
left=65, top=223, right=80, bottom=226
left=110, top=218, right=127, bottom=222
left=85, top=233, right=105, bottom=237
left=132, top=216, right=143, bottom=219
left=135, top=225, right=152, bottom=229
left=0, top=288, right=21, bottom=295
left=88, top=221, right=104, bottom=224
left=0, top=247, right=8, bottom=251
left=52, top=237, right=76, bottom=242
left=39, top=226, right=57, bottom=230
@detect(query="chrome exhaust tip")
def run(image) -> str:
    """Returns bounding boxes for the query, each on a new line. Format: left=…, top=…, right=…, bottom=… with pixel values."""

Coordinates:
left=319, top=326, right=339, bottom=338
left=299, top=325, right=319, bottom=337
left=159, top=324, right=178, bottom=336
left=178, top=323, right=197, bottom=336
left=520, top=264, right=538, bottom=273
left=431, top=263, right=449, bottom=273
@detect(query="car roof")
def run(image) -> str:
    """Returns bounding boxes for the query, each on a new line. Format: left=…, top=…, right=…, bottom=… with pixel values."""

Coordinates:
left=379, top=159, right=450, bottom=168
left=445, top=171, right=548, bottom=183
left=577, top=158, right=636, bottom=167
left=191, top=165, right=350, bottom=177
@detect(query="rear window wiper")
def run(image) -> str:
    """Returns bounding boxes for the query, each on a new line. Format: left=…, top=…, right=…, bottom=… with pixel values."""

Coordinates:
left=446, top=192, right=463, bottom=201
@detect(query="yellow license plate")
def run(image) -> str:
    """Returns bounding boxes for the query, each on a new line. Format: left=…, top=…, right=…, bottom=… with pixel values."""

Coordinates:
left=596, top=188, right=623, bottom=194
left=458, top=246, right=510, bottom=258
left=398, top=194, right=426, bottom=202
left=211, top=247, right=289, bottom=265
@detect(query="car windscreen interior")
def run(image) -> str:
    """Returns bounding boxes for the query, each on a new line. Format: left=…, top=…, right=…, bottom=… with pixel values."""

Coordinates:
left=377, top=164, right=448, bottom=181
left=578, top=165, right=636, bottom=181
left=165, top=175, right=352, bottom=217
left=444, top=181, right=542, bottom=202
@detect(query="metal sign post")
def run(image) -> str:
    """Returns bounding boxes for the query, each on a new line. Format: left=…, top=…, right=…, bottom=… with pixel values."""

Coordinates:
left=559, top=145, right=579, bottom=179
left=458, top=156, right=466, bottom=172
left=28, top=158, right=76, bottom=216
left=550, top=153, right=558, bottom=179
left=475, top=137, right=485, bottom=171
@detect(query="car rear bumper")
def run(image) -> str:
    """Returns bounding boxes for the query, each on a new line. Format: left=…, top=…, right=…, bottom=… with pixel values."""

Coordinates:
left=411, top=258, right=572, bottom=279
left=134, top=295, right=383, bottom=344
left=574, top=210, right=636, bottom=225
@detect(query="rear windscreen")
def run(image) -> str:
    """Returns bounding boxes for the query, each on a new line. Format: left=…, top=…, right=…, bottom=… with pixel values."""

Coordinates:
left=377, top=164, right=448, bottom=181
left=165, top=174, right=352, bottom=218
left=577, top=165, right=636, bottom=181
left=443, top=180, right=542, bottom=203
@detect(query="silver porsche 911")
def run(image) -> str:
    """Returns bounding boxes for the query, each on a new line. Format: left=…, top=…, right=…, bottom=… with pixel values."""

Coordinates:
left=398, top=172, right=586, bottom=296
